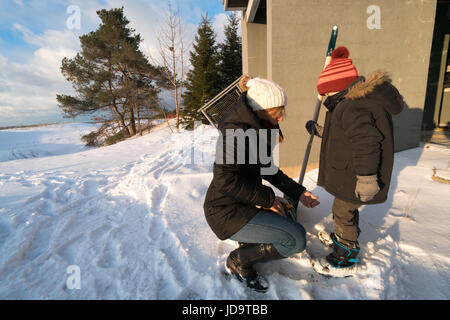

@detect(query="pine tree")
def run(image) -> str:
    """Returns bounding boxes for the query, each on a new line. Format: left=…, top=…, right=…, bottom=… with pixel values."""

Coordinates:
left=57, top=7, right=168, bottom=144
left=181, top=14, right=221, bottom=129
left=219, top=13, right=242, bottom=88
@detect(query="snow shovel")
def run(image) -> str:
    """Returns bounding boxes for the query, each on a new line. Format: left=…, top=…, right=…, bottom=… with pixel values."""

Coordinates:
left=286, top=25, right=338, bottom=221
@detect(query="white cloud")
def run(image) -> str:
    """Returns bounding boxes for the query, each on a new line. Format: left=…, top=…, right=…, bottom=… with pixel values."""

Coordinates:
left=0, top=53, right=75, bottom=125
left=212, top=13, right=229, bottom=44
left=12, top=24, right=80, bottom=82
left=0, top=26, right=80, bottom=126
left=13, top=24, right=79, bottom=50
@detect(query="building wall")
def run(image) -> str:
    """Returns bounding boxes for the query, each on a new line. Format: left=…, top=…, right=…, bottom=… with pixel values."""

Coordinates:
left=241, top=13, right=268, bottom=78
left=256, top=0, right=436, bottom=178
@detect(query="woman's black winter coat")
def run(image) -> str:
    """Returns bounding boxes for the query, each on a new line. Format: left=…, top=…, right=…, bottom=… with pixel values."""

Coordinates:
left=203, top=93, right=306, bottom=240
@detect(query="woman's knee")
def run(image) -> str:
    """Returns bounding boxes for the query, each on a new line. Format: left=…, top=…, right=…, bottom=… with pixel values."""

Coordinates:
left=279, top=223, right=306, bottom=257
left=292, top=223, right=306, bottom=253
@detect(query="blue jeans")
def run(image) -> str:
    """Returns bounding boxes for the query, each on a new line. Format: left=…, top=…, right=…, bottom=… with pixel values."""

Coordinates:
left=229, top=210, right=307, bottom=257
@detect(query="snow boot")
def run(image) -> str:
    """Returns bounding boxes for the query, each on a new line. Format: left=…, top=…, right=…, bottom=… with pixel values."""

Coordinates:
left=225, top=243, right=284, bottom=293
left=238, top=242, right=251, bottom=248
left=312, top=235, right=360, bottom=277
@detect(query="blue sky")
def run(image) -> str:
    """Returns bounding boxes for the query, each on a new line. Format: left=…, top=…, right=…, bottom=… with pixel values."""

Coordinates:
left=0, top=0, right=230, bottom=127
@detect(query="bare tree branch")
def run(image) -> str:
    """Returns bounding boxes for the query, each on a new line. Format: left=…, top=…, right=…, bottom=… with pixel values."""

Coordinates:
left=147, top=0, right=190, bottom=131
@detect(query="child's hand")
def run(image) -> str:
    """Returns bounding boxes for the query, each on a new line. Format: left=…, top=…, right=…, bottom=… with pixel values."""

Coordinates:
left=300, top=191, right=320, bottom=208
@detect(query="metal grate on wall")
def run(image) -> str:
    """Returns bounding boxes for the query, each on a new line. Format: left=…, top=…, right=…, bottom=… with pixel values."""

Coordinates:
left=198, top=76, right=243, bottom=129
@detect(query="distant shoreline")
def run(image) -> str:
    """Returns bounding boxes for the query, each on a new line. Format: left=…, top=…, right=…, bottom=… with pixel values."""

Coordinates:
left=0, top=121, right=100, bottom=131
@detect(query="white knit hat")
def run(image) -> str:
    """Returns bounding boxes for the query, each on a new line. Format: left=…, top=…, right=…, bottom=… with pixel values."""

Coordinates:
left=245, top=77, right=287, bottom=111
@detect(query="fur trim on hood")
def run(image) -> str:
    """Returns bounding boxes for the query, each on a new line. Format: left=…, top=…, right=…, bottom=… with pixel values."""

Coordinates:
left=345, top=70, right=390, bottom=100
left=344, top=70, right=404, bottom=115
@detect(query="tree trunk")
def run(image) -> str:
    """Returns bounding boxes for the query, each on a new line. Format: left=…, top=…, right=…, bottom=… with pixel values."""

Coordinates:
left=108, top=61, right=130, bottom=137
left=136, top=104, right=142, bottom=136
left=110, top=102, right=130, bottom=136
left=128, top=105, right=136, bottom=136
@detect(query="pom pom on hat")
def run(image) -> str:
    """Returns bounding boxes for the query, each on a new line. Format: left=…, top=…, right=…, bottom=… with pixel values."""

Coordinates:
left=317, top=46, right=358, bottom=95
left=244, top=77, right=287, bottom=111
left=331, top=46, right=350, bottom=59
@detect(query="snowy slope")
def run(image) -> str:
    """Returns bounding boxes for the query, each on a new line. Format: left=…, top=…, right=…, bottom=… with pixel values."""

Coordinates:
left=0, top=122, right=449, bottom=300
left=0, top=123, right=100, bottom=162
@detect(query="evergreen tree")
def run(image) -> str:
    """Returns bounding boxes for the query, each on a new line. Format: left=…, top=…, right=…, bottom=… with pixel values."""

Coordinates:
left=219, top=13, right=242, bottom=88
left=181, top=14, right=221, bottom=129
left=57, top=7, right=168, bottom=144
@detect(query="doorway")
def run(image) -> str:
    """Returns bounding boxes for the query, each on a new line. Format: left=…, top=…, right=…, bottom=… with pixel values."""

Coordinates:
left=422, top=1, right=450, bottom=146
left=437, top=36, right=450, bottom=128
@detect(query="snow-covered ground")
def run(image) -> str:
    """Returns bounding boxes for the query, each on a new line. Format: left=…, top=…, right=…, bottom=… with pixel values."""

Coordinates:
left=0, top=121, right=449, bottom=300
left=0, top=123, right=100, bottom=162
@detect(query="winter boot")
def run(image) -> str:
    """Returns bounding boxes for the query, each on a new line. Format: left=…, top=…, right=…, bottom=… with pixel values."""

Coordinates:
left=225, top=243, right=284, bottom=293
left=312, top=235, right=360, bottom=277
left=326, top=236, right=360, bottom=268
left=238, top=242, right=251, bottom=248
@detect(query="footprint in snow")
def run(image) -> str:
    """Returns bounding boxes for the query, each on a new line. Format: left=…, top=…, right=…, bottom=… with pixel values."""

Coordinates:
left=150, top=184, right=168, bottom=214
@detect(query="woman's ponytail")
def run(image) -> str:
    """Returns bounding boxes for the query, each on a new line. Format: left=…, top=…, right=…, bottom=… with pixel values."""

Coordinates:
left=239, top=75, right=251, bottom=92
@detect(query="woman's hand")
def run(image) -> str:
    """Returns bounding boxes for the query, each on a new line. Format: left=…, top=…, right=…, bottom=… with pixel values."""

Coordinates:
left=268, top=196, right=289, bottom=217
left=299, top=191, right=320, bottom=208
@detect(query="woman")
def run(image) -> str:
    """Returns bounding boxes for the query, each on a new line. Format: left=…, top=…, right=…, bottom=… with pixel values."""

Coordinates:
left=203, top=76, right=320, bottom=292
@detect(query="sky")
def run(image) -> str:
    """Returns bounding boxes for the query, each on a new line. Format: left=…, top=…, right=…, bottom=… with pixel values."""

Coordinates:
left=0, top=0, right=234, bottom=127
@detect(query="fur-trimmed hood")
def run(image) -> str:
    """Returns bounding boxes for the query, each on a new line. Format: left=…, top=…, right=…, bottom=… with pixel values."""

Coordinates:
left=344, top=70, right=404, bottom=115
left=345, top=70, right=390, bottom=99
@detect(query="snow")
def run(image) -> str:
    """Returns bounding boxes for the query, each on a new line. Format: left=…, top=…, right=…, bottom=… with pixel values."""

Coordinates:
left=0, top=121, right=449, bottom=300
left=0, top=123, right=100, bottom=162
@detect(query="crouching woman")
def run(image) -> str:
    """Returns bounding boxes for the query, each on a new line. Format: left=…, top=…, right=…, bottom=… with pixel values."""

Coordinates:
left=203, top=76, right=319, bottom=292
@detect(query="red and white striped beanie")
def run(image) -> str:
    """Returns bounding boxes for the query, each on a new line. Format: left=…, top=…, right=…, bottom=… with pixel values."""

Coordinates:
left=317, top=47, right=358, bottom=95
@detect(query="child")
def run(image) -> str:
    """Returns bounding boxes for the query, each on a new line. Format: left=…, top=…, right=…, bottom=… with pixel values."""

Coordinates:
left=307, top=47, right=404, bottom=276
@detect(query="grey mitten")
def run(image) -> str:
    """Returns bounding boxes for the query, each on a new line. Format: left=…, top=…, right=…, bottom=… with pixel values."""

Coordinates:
left=355, top=175, right=380, bottom=202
